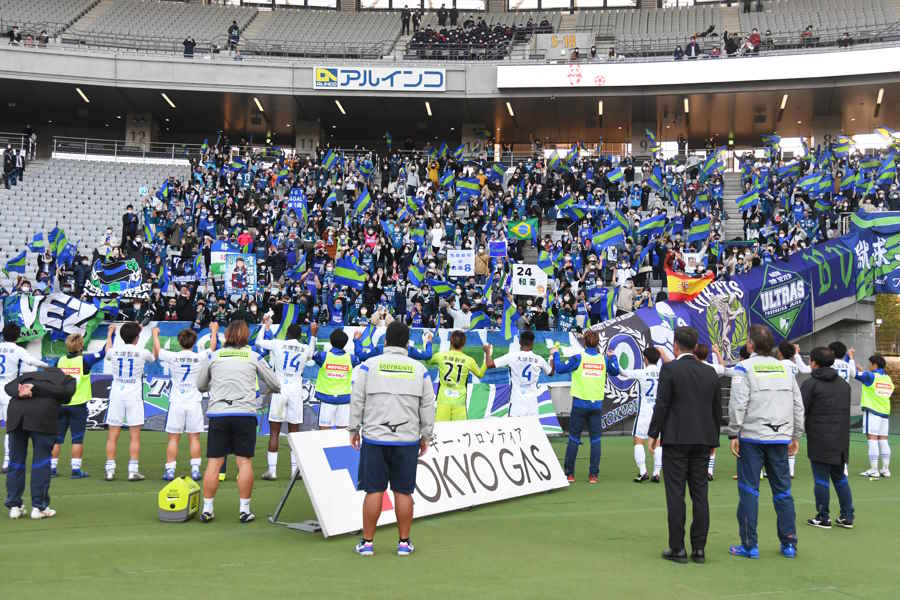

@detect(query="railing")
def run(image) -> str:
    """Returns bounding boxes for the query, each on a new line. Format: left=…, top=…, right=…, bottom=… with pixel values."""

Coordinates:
left=52, top=137, right=203, bottom=161
left=0, top=18, right=70, bottom=37
left=0, top=132, right=27, bottom=152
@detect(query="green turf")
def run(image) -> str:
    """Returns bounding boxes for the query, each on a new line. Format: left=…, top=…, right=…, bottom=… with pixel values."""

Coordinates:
left=1, top=431, right=897, bottom=600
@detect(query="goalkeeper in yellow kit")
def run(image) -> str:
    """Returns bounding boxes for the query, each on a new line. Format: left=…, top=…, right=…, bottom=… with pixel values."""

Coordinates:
left=432, top=330, right=492, bottom=421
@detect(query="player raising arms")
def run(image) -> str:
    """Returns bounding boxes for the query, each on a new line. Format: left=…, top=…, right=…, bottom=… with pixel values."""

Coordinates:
left=485, top=330, right=553, bottom=418
left=153, top=323, right=217, bottom=482
left=104, top=322, right=157, bottom=481
left=432, top=330, right=491, bottom=421
left=255, top=316, right=317, bottom=480
left=618, top=346, right=663, bottom=482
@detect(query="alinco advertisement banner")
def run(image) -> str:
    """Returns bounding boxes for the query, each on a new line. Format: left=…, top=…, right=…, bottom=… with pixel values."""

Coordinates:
left=288, top=417, right=569, bottom=538
left=313, top=66, right=446, bottom=92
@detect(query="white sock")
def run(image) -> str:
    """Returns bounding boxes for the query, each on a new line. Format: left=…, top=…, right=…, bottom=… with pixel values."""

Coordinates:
left=239, top=498, right=251, bottom=514
left=633, top=445, right=647, bottom=476
left=51, top=458, right=59, bottom=470
left=868, top=440, right=880, bottom=471
left=203, top=498, right=214, bottom=513
left=291, top=450, right=299, bottom=474
left=190, top=458, right=201, bottom=471
left=653, top=446, right=663, bottom=476
left=105, top=459, right=116, bottom=473
left=267, top=451, right=278, bottom=473
left=128, top=460, right=139, bottom=475
left=788, top=455, right=796, bottom=477
left=879, top=439, right=891, bottom=469
left=2, top=433, right=8, bottom=465
left=708, top=454, right=716, bottom=476
left=71, top=458, right=82, bottom=470
left=165, top=461, right=176, bottom=472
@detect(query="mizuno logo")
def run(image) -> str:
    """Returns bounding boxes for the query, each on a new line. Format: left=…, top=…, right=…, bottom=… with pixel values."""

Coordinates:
left=382, top=421, right=409, bottom=433
left=763, top=422, right=788, bottom=433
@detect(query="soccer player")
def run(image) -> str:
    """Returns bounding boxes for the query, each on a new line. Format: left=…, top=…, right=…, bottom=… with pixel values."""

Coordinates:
left=618, top=346, right=662, bottom=483
left=827, top=341, right=857, bottom=384
left=485, top=330, right=553, bottom=418
left=432, top=330, right=491, bottom=421
left=855, top=353, right=894, bottom=478
left=313, top=329, right=362, bottom=429
left=104, top=322, right=157, bottom=481
left=51, top=333, right=105, bottom=478
left=777, top=342, right=811, bottom=478
left=255, top=316, right=317, bottom=479
left=154, top=323, right=217, bottom=482
left=0, top=324, right=48, bottom=473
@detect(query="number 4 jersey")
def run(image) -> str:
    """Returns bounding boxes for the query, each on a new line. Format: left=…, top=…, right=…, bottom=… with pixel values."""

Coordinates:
left=257, top=337, right=315, bottom=394
left=492, top=350, right=551, bottom=417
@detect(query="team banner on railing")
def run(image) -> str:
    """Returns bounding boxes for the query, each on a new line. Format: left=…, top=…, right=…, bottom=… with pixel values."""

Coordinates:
left=313, top=66, right=446, bottom=92
left=288, top=417, right=569, bottom=538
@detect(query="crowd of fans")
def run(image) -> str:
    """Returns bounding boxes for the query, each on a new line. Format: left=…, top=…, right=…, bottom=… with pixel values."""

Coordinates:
left=4, top=127, right=899, bottom=335
left=408, top=14, right=552, bottom=60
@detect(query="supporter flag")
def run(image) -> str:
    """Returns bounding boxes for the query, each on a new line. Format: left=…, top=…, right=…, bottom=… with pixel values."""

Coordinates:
left=687, top=218, right=710, bottom=244
left=501, top=297, right=519, bottom=341
left=563, top=205, right=585, bottom=222
left=507, top=218, right=538, bottom=241
left=406, top=195, right=423, bottom=214
left=555, top=193, right=574, bottom=211
left=833, top=135, right=853, bottom=157
left=877, top=155, right=897, bottom=184
left=667, top=186, right=681, bottom=206
left=637, top=240, right=657, bottom=269
left=777, top=161, right=801, bottom=178
left=488, top=163, right=506, bottom=184
left=439, top=142, right=448, bottom=159
left=57, top=243, right=77, bottom=266
left=384, top=131, right=392, bottom=150
left=200, top=138, right=209, bottom=154
left=606, top=166, right=624, bottom=183
left=453, top=144, right=465, bottom=160
left=875, top=126, right=898, bottom=141
left=761, top=133, right=781, bottom=149
left=276, top=304, right=301, bottom=340
left=407, top=261, right=425, bottom=287
left=468, top=310, right=488, bottom=330
left=645, top=129, right=661, bottom=153
left=548, top=151, right=567, bottom=173
left=193, top=254, right=205, bottom=280
left=537, top=250, right=555, bottom=276
left=352, top=187, right=371, bottom=217
left=637, top=214, right=666, bottom=236
left=456, top=177, right=480, bottom=200
left=841, top=169, right=859, bottom=191
left=440, top=170, right=455, bottom=189
left=92, top=298, right=120, bottom=320
left=591, top=223, right=625, bottom=250
left=814, top=197, right=833, bottom=212
left=665, top=268, right=714, bottom=302
left=736, top=188, right=760, bottom=212
left=647, top=165, right=664, bottom=192
left=695, top=190, right=710, bottom=212
left=143, top=222, right=156, bottom=243
left=229, top=158, right=247, bottom=172
left=409, top=224, right=426, bottom=246
left=156, top=180, right=171, bottom=203
left=3, top=251, right=26, bottom=275
left=613, top=208, right=630, bottom=233
left=50, top=229, right=68, bottom=257
left=357, top=158, right=374, bottom=178
left=565, top=146, right=579, bottom=165
left=322, top=149, right=339, bottom=171
left=797, top=171, right=824, bottom=191
left=814, top=172, right=834, bottom=196
left=482, top=270, right=495, bottom=304
left=427, top=278, right=453, bottom=298
left=333, top=258, right=367, bottom=290
left=859, top=156, right=880, bottom=172
left=28, top=232, right=44, bottom=253
left=592, top=286, right=618, bottom=323
left=699, top=153, right=721, bottom=182
left=323, top=189, right=337, bottom=211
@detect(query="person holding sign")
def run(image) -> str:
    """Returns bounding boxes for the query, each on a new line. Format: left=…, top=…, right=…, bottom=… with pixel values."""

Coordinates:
left=486, top=330, right=554, bottom=418
left=432, top=331, right=491, bottom=421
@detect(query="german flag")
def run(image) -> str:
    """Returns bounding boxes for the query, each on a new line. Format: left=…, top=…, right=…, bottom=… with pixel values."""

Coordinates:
left=665, top=268, right=714, bottom=302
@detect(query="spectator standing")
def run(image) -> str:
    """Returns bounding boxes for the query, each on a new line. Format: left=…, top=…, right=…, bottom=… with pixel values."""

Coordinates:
left=401, top=6, right=411, bottom=36
left=685, top=36, right=701, bottom=59
left=8, top=25, right=21, bottom=45
left=412, top=9, right=423, bottom=33
left=727, top=324, right=804, bottom=559
left=801, top=347, right=854, bottom=529
left=227, top=20, right=240, bottom=51
left=438, top=4, right=448, bottom=27
left=15, top=149, right=25, bottom=182
left=183, top=36, right=196, bottom=58
left=747, top=28, right=761, bottom=53
left=838, top=32, right=853, bottom=48
left=3, top=145, right=14, bottom=189
left=450, top=6, right=459, bottom=27
left=801, top=25, right=813, bottom=47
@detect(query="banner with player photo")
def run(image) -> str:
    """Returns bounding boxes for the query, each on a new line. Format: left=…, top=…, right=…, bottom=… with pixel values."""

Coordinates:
left=224, top=254, right=258, bottom=295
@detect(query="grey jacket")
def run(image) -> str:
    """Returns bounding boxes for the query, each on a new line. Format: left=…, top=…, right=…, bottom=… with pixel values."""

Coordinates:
left=727, top=354, right=804, bottom=443
left=349, top=346, right=435, bottom=445
left=197, top=346, right=280, bottom=417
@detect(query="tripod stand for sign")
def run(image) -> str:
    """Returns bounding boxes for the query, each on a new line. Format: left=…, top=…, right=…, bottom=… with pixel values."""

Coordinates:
left=267, top=434, right=321, bottom=533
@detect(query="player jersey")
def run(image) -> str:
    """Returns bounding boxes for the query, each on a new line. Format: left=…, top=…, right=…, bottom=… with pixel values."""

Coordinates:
left=619, top=364, right=661, bottom=409
left=432, top=350, right=487, bottom=407
left=833, top=358, right=857, bottom=384
left=493, top=350, right=551, bottom=397
left=257, top=337, right=314, bottom=388
left=158, top=348, right=208, bottom=404
left=106, top=345, right=155, bottom=388
left=0, top=341, right=46, bottom=387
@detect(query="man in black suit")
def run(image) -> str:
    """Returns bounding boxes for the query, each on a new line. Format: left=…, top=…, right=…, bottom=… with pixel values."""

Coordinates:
left=648, top=326, right=722, bottom=564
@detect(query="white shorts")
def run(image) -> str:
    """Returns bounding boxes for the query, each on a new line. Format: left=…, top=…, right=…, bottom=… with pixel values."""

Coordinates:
left=632, top=402, right=654, bottom=439
left=165, top=403, right=205, bottom=434
left=318, top=403, right=349, bottom=428
left=863, top=411, right=890, bottom=436
left=268, top=389, right=303, bottom=425
left=0, top=401, right=7, bottom=423
left=106, top=386, right=144, bottom=427
left=508, top=391, right=541, bottom=418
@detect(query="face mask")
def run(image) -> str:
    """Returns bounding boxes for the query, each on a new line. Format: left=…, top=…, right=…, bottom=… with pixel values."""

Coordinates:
left=134, top=304, right=142, bottom=311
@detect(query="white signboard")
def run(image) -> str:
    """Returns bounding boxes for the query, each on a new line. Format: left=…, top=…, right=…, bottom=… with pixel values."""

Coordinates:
left=511, top=264, right=548, bottom=297
left=496, top=46, right=900, bottom=89
left=447, top=248, right=475, bottom=277
left=683, top=252, right=705, bottom=275
left=288, top=417, right=568, bottom=538
left=313, top=66, right=446, bottom=92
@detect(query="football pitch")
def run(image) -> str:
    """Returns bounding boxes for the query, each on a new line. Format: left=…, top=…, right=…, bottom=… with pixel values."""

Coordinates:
left=1, top=431, right=897, bottom=600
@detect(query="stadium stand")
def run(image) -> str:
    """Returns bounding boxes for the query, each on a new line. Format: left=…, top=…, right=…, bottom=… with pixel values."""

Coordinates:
left=0, top=0, right=98, bottom=36
left=741, top=0, right=896, bottom=36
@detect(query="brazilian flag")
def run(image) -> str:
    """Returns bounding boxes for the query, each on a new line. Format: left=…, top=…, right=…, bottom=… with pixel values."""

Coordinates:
left=507, top=218, right=538, bottom=241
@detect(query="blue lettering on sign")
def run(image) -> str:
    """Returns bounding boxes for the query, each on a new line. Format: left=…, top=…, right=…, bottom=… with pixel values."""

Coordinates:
left=319, top=68, right=445, bottom=91
left=324, top=445, right=360, bottom=489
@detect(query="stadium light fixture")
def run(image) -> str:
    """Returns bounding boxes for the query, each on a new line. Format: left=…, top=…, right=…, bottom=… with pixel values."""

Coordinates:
left=506, top=102, right=515, bottom=118
left=334, top=99, right=346, bottom=115
left=597, top=100, right=603, bottom=116
left=253, top=97, right=264, bottom=113
left=161, top=93, right=176, bottom=109
left=876, top=88, right=884, bottom=105
left=75, top=87, right=90, bottom=104
left=780, top=94, right=789, bottom=110
left=683, top=98, right=690, bottom=114
left=425, top=101, right=432, bottom=117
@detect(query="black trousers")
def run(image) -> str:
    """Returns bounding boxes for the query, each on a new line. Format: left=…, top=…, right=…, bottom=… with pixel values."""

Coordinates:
left=662, top=444, right=711, bottom=552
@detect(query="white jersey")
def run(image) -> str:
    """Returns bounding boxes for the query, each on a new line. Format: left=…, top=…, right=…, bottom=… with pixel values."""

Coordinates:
left=833, top=358, right=857, bottom=384
left=158, top=348, right=209, bottom=404
left=105, top=345, right=155, bottom=388
left=619, top=363, right=661, bottom=409
left=494, top=350, right=552, bottom=397
left=255, top=336, right=314, bottom=390
left=781, top=356, right=811, bottom=380
left=0, top=341, right=46, bottom=385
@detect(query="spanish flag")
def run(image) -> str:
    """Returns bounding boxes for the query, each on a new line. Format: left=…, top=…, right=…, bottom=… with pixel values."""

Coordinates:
left=665, top=268, right=714, bottom=302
